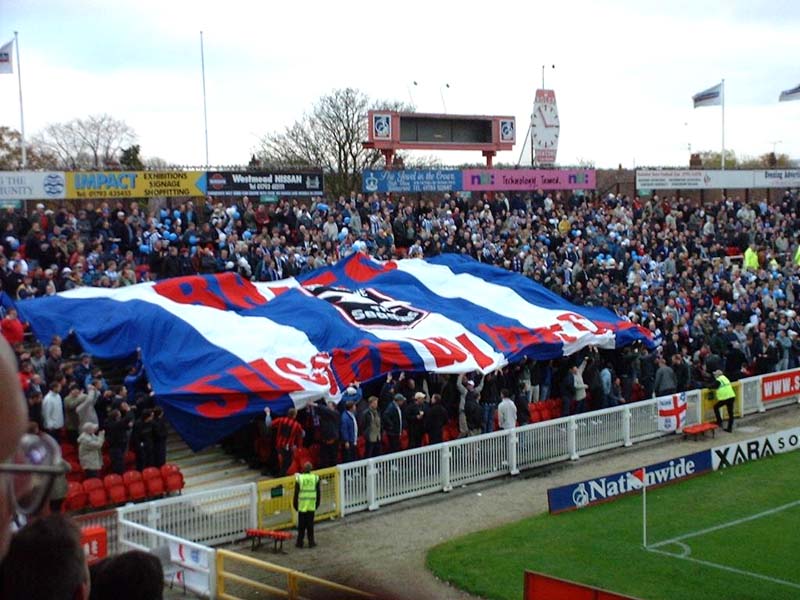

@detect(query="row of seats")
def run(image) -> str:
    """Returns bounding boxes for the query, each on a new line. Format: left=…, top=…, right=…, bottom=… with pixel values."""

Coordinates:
left=63, top=464, right=184, bottom=512
left=60, top=440, right=138, bottom=483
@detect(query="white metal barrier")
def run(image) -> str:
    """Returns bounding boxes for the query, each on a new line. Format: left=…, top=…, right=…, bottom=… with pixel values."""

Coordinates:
left=119, top=518, right=217, bottom=597
left=117, top=483, right=256, bottom=547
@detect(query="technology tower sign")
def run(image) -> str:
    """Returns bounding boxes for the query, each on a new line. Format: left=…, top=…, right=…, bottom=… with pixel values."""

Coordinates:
left=532, top=89, right=560, bottom=166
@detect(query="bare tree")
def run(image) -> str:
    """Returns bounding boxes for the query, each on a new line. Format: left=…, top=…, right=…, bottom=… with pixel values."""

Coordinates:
left=33, top=114, right=136, bottom=170
left=256, top=88, right=410, bottom=196
left=0, top=126, right=57, bottom=170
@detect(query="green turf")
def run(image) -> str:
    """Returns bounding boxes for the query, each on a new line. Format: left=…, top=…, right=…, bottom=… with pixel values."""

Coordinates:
left=427, top=450, right=800, bottom=600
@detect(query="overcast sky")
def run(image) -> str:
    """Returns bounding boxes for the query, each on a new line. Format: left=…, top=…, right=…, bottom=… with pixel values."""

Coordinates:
left=1, top=0, right=798, bottom=169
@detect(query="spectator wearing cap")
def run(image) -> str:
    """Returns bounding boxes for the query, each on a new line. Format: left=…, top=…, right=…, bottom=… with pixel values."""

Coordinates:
left=77, top=422, right=104, bottom=479
left=338, top=381, right=362, bottom=413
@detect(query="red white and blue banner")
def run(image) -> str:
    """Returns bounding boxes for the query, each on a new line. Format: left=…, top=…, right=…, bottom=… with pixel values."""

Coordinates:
left=17, top=253, right=653, bottom=450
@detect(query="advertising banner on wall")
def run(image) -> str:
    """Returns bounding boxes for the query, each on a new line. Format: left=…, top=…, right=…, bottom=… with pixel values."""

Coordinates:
left=711, top=427, right=800, bottom=470
left=636, top=169, right=800, bottom=190
left=362, top=170, right=462, bottom=193
left=547, top=450, right=712, bottom=514
left=206, top=171, right=324, bottom=197
left=66, top=171, right=207, bottom=199
left=761, top=369, right=800, bottom=404
left=462, top=168, right=595, bottom=192
left=0, top=171, right=66, bottom=200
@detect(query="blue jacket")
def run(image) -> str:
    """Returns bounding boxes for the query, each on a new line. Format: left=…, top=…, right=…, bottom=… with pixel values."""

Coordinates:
left=340, top=411, right=357, bottom=444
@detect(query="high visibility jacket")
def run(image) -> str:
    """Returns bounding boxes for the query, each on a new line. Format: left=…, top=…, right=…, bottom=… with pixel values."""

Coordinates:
left=794, top=245, right=800, bottom=267
left=744, top=247, right=759, bottom=271
left=715, top=375, right=735, bottom=401
left=296, top=473, right=319, bottom=513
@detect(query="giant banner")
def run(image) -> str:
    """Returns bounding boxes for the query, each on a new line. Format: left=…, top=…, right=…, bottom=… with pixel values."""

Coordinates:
left=362, top=170, right=462, bottom=194
left=636, top=169, right=800, bottom=190
left=0, top=171, right=66, bottom=201
left=462, top=168, right=595, bottom=192
left=66, top=171, right=207, bottom=199
left=17, top=253, right=653, bottom=450
left=206, top=171, right=323, bottom=197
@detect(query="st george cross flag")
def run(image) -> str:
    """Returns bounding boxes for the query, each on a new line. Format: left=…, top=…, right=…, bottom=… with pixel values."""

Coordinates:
left=779, top=84, right=800, bottom=103
left=16, top=253, right=654, bottom=449
left=693, top=83, right=722, bottom=108
left=0, top=39, right=13, bottom=74
left=657, top=392, right=687, bottom=432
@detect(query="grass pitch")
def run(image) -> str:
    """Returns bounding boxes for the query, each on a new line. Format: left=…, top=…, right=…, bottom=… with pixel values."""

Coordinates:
left=427, top=449, right=800, bottom=600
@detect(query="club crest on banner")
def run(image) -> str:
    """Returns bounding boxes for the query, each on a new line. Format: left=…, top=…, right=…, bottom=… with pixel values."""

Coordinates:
left=306, top=286, right=429, bottom=330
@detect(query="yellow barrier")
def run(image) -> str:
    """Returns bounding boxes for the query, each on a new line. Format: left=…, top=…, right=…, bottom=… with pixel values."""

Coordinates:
left=216, top=548, right=374, bottom=599
left=256, top=467, right=340, bottom=530
left=701, top=381, right=743, bottom=423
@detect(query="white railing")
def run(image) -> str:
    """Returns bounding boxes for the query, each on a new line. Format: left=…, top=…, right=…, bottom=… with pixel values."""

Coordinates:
left=117, top=483, right=256, bottom=547
left=119, top=518, right=216, bottom=597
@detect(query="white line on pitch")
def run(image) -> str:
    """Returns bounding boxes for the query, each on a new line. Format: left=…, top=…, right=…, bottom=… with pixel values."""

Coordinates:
left=647, top=547, right=800, bottom=591
left=648, top=498, right=800, bottom=549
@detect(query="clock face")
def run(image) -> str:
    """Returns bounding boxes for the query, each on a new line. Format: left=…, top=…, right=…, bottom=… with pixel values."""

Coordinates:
left=532, top=102, right=560, bottom=149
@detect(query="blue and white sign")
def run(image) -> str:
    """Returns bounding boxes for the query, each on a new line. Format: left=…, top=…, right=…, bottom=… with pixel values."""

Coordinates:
left=0, top=171, right=66, bottom=201
left=372, top=114, right=392, bottom=140
left=547, top=450, right=713, bottom=514
left=362, top=169, right=462, bottom=194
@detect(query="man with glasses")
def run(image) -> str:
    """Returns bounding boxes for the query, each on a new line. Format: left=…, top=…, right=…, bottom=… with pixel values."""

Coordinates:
left=0, top=337, right=68, bottom=558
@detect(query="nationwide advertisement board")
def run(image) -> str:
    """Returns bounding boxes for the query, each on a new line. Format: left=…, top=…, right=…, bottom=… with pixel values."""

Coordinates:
left=0, top=171, right=66, bottom=200
left=711, top=427, right=800, bottom=470
left=547, top=450, right=712, bottom=514
left=66, top=171, right=207, bottom=199
left=362, top=169, right=462, bottom=194
left=636, top=169, right=800, bottom=190
left=206, top=171, right=323, bottom=197
left=760, top=369, right=800, bottom=404
left=462, top=168, right=595, bottom=192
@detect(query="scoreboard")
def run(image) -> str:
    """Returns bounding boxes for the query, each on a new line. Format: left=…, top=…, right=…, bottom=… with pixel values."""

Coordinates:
left=365, top=111, right=516, bottom=153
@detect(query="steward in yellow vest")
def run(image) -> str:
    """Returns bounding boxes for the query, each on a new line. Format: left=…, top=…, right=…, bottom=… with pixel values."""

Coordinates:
left=744, top=245, right=759, bottom=272
left=293, top=462, right=320, bottom=548
left=711, top=370, right=735, bottom=432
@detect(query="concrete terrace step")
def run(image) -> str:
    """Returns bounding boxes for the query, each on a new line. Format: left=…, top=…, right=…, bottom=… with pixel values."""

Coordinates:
left=183, top=464, right=254, bottom=488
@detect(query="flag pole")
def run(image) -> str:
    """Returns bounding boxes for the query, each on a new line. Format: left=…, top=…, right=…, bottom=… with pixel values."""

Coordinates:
left=14, top=31, right=26, bottom=169
left=200, top=31, right=209, bottom=168
left=642, top=467, right=648, bottom=548
left=721, top=79, right=725, bottom=170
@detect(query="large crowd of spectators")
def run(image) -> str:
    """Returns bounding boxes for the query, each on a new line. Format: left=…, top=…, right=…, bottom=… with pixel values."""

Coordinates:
left=3, top=186, right=800, bottom=468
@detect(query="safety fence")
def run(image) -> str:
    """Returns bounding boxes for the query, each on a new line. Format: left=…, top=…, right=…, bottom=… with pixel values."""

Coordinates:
left=73, top=369, right=798, bottom=597
left=215, top=549, right=374, bottom=599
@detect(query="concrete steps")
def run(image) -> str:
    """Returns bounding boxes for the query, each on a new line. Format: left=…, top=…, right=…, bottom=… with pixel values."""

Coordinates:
left=165, top=430, right=264, bottom=494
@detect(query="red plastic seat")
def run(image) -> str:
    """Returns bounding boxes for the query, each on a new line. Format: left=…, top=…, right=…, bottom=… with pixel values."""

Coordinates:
left=87, top=486, right=109, bottom=509
left=82, top=478, right=104, bottom=492
left=123, top=470, right=147, bottom=501
left=103, top=474, right=123, bottom=490
left=142, top=467, right=165, bottom=497
left=64, top=482, right=88, bottom=512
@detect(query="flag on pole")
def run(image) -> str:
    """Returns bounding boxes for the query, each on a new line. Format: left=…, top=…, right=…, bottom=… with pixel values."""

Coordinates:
left=779, top=84, right=800, bottom=102
left=634, top=467, right=648, bottom=548
left=0, top=39, right=13, bottom=74
left=658, top=392, right=687, bottom=432
left=693, top=83, right=722, bottom=107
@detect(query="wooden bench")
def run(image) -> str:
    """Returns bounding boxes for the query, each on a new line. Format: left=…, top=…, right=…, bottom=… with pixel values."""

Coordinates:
left=245, top=528, right=293, bottom=553
left=683, top=423, right=719, bottom=441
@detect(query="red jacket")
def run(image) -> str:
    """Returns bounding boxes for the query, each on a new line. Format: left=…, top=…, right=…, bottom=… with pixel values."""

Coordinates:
left=1, top=317, right=24, bottom=345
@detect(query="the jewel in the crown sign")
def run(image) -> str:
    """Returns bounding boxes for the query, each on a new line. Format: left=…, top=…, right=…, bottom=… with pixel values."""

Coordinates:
left=532, top=89, right=559, bottom=165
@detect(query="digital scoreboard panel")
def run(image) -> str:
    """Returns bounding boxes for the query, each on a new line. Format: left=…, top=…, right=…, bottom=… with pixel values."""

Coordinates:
left=365, top=111, right=515, bottom=152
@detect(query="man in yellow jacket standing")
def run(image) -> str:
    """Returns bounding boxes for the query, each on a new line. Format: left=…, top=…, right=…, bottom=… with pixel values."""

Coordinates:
left=744, top=243, right=759, bottom=272
left=711, top=369, right=736, bottom=432
left=293, top=462, right=321, bottom=548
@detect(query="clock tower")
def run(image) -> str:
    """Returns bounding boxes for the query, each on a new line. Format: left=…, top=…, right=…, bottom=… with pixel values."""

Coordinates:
left=531, top=89, right=560, bottom=166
